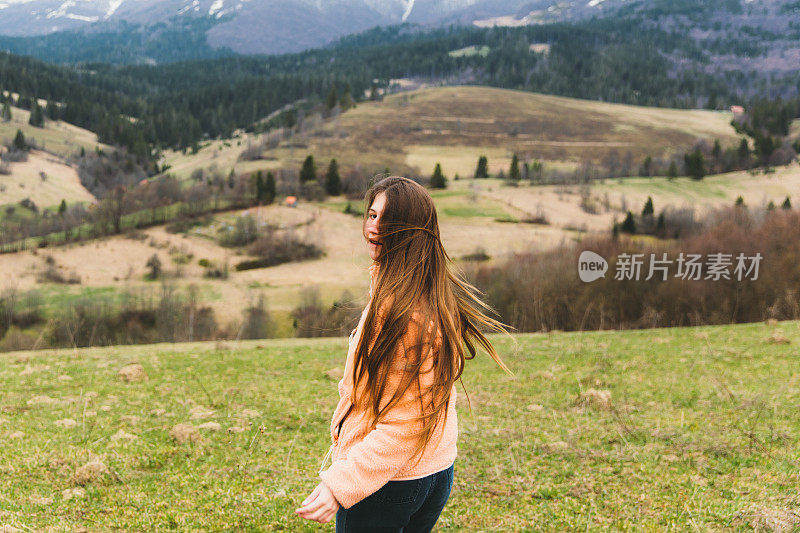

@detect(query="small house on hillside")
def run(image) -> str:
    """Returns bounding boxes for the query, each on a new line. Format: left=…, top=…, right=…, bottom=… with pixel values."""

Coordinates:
left=285, top=196, right=297, bottom=207
left=730, top=105, right=745, bottom=114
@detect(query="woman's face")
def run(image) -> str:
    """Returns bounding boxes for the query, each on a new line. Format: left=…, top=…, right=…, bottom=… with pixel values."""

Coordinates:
left=365, top=191, right=386, bottom=261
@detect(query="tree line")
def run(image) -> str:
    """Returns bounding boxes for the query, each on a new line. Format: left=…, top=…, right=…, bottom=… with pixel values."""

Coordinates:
left=2, top=14, right=799, bottom=165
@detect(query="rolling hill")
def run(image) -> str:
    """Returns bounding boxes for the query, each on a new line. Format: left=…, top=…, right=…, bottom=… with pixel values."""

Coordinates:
left=1, top=85, right=797, bottom=337
left=227, top=85, right=743, bottom=180
left=0, top=102, right=106, bottom=208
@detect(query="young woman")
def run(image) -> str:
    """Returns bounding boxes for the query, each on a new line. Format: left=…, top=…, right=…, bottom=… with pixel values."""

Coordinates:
left=295, top=176, right=512, bottom=531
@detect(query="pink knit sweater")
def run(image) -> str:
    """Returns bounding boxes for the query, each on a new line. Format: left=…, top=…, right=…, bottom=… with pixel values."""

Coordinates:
left=318, top=263, right=458, bottom=509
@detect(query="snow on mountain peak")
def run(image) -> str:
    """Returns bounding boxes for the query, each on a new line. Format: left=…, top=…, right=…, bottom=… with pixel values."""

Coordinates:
left=401, top=0, right=414, bottom=22
left=208, top=0, right=222, bottom=16
left=105, top=0, right=122, bottom=18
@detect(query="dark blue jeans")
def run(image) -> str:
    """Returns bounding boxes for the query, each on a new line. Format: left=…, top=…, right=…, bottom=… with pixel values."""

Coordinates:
left=335, top=462, right=454, bottom=533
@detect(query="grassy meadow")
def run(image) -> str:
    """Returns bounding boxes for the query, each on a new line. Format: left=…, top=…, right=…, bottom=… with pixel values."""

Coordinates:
left=254, top=85, right=741, bottom=177
left=1, top=320, right=799, bottom=531
left=156, top=85, right=743, bottom=185
left=0, top=103, right=109, bottom=209
left=3, top=166, right=799, bottom=339
left=0, top=104, right=103, bottom=161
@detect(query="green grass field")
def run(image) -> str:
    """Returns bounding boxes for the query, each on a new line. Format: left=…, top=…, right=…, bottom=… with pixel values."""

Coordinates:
left=1, top=320, right=798, bottom=531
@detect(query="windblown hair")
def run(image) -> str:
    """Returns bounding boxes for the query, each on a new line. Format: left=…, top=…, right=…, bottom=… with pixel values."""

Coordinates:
left=352, top=175, right=514, bottom=466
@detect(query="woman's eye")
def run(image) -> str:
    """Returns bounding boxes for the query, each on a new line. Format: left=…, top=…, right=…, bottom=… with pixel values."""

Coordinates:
left=369, top=214, right=377, bottom=220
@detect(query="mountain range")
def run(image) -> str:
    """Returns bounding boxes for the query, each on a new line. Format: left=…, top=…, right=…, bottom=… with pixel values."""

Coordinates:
left=0, top=0, right=622, bottom=55
left=0, top=0, right=796, bottom=64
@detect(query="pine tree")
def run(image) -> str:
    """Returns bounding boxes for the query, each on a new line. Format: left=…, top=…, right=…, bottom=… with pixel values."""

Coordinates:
left=46, top=100, right=59, bottom=121
left=781, top=196, right=792, bottom=210
left=474, top=155, right=488, bottom=179
left=146, top=254, right=162, bottom=280
left=265, top=171, right=276, bottom=204
left=642, top=196, right=654, bottom=217
left=28, top=101, right=44, bottom=128
left=430, top=163, right=446, bottom=189
left=738, top=138, right=750, bottom=164
left=255, top=171, right=265, bottom=204
left=667, top=160, right=678, bottom=179
left=684, top=150, right=706, bottom=180
left=621, top=211, right=636, bottom=234
left=530, top=160, right=543, bottom=183
left=1, top=100, right=11, bottom=122
left=767, top=200, right=775, bottom=211
left=228, top=169, right=236, bottom=189
left=325, top=86, right=338, bottom=111
left=58, top=199, right=67, bottom=216
left=656, top=212, right=666, bottom=233
left=735, top=196, right=745, bottom=207
left=509, top=154, right=520, bottom=181
left=641, top=155, right=652, bottom=176
left=339, top=83, right=353, bottom=111
left=300, top=155, right=317, bottom=183
left=13, top=129, right=26, bottom=151
left=325, top=158, right=341, bottom=196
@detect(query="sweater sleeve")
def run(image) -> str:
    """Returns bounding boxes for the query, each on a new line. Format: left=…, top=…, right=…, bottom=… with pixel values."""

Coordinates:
left=319, top=310, right=440, bottom=509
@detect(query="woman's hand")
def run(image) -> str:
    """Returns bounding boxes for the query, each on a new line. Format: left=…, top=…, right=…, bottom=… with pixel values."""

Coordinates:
left=295, top=482, right=340, bottom=523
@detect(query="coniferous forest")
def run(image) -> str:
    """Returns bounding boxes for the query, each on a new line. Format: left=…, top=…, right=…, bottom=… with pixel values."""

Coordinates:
left=1, top=8, right=799, bottom=168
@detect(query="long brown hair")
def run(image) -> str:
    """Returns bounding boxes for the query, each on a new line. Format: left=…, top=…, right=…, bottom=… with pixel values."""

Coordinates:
left=352, top=175, right=514, bottom=466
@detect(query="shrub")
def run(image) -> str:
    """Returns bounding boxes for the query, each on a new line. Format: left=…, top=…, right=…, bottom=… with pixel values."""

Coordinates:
left=240, top=294, right=276, bottom=339
left=341, top=168, right=371, bottom=199
left=35, top=257, right=81, bottom=284
left=217, top=215, right=259, bottom=247
left=468, top=207, right=800, bottom=332
left=166, top=215, right=212, bottom=234
left=0, top=326, right=38, bottom=352
left=300, top=180, right=327, bottom=201
left=235, top=229, right=323, bottom=270
left=291, top=287, right=362, bottom=337
left=1, top=148, right=28, bottom=163
left=201, top=259, right=229, bottom=279
left=145, top=254, right=162, bottom=280
left=343, top=202, right=364, bottom=217
left=462, top=248, right=491, bottom=261
left=45, top=285, right=217, bottom=347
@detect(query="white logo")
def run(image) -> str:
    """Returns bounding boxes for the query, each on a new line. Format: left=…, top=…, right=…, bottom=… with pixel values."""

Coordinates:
left=578, top=251, right=608, bottom=282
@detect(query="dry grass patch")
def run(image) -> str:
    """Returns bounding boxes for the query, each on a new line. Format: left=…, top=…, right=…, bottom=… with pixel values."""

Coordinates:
left=766, top=331, right=791, bottom=344
left=0, top=150, right=94, bottom=208
left=169, top=423, right=203, bottom=444
left=575, top=388, right=613, bottom=410
left=118, top=363, right=148, bottom=382
left=70, top=459, right=110, bottom=485
left=736, top=505, right=800, bottom=532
